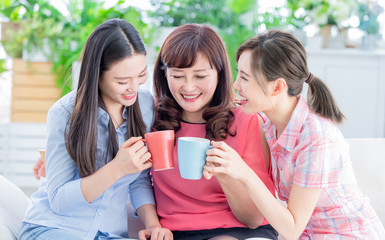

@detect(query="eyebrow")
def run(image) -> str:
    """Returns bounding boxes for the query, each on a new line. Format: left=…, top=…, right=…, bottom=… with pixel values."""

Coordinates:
left=240, top=70, right=251, bottom=77
left=114, top=66, right=147, bottom=80
left=170, top=68, right=209, bottom=73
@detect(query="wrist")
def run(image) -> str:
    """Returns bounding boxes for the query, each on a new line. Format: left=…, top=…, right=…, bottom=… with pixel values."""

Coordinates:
left=107, top=159, right=125, bottom=180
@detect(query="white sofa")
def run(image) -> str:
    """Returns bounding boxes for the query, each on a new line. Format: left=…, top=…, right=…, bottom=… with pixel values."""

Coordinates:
left=1, top=138, right=384, bottom=239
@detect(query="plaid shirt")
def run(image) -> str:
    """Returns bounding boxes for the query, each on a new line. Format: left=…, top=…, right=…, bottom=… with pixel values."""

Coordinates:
left=262, top=97, right=385, bottom=239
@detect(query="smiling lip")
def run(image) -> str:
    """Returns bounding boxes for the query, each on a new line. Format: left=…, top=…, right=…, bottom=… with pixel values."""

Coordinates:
left=181, top=93, right=201, bottom=102
left=122, top=93, right=136, bottom=100
left=238, top=93, right=248, bottom=105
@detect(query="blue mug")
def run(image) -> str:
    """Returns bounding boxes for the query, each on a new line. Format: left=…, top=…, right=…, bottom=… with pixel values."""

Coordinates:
left=178, top=137, right=211, bottom=180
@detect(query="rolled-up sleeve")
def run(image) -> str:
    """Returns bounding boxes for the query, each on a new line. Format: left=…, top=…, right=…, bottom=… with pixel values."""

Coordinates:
left=45, top=101, right=91, bottom=214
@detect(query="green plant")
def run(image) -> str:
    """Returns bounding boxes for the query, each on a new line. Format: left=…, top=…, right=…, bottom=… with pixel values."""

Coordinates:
left=149, top=0, right=257, bottom=81
left=1, top=0, right=153, bottom=96
left=52, top=0, right=154, bottom=96
left=0, top=0, right=65, bottom=58
left=357, top=2, right=384, bottom=35
left=302, top=0, right=358, bottom=32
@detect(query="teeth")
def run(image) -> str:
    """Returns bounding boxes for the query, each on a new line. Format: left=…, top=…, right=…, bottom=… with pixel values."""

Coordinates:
left=124, top=93, right=135, bottom=97
left=182, top=94, right=200, bottom=99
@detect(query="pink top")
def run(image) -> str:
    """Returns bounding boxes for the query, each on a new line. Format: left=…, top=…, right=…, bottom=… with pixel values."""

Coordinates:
left=152, top=106, right=275, bottom=231
left=263, top=97, right=385, bottom=239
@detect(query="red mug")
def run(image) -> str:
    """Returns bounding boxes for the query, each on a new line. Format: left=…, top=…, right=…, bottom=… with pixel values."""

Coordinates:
left=144, top=130, right=175, bottom=171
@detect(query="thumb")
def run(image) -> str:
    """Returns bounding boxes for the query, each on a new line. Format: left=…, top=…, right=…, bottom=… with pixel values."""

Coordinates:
left=138, top=229, right=149, bottom=240
left=122, top=136, right=143, bottom=148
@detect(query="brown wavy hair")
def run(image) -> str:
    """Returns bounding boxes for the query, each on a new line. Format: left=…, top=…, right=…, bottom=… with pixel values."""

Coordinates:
left=236, top=30, right=344, bottom=124
left=152, top=24, right=235, bottom=140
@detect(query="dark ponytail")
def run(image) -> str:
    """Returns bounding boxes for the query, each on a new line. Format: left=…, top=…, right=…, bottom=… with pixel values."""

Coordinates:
left=307, top=76, right=345, bottom=124
left=236, top=30, right=345, bottom=124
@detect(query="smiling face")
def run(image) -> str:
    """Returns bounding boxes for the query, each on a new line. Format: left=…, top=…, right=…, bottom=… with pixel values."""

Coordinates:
left=99, top=54, right=147, bottom=111
left=233, top=50, right=272, bottom=114
left=166, top=53, right=218, bottom=123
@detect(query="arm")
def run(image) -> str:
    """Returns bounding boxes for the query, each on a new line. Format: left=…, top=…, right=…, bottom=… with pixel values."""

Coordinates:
left=203, top=114, right=269, bottom=228
left=45, top=102, right=152, bottom=213
left=241, top=167, right=321, bottom=240
left=80, top=138, right=152, bottom=203
left=205, top=139, right=325, bottom=240
left=214, top=173, right=264, bottom=228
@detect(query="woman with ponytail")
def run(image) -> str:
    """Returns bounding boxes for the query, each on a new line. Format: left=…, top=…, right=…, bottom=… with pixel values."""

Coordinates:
left=204, top=30, right=385, bottom=239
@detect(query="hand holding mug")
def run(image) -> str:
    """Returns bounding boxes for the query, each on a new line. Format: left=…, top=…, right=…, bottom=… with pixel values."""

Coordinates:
left=204, top=141, right=251, bottom=181
left=114, top=137, right=152, bottom=175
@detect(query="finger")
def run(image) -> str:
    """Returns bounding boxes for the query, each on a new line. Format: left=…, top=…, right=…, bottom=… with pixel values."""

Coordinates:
left=140, top=152, right=152, bottom=163
left=142, top=160, right=153, bottom=170
left=150, top=229, right=159, bottom=240
left=33, top=168, right=40, bottom=180
left=206, top=155, right=226, bottom=166
left=204, top=164, right=225, bottom=175
left=136, top=145, right=149, bottom=158
left=206, top=147, right=225, bottom=158
left=211, top=141, right=229, bottom=151
left=203, top=169, right=213, bottom=180
left=138, top=230, right=147, bottom=240
left=41, top=165, right=46, bottom=177
left=157, top=230, right=166, bottom=240
left=122, top=136, right=143, bottom=148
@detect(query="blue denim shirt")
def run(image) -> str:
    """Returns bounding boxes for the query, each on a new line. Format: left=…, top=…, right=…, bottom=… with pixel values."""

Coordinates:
left=23, top=89, right=156, bottom=238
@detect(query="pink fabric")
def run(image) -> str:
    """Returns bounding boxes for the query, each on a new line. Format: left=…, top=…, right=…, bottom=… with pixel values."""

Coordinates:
left=263, top=97, right=385, bottom=239
left=152, top=106, right=275, bottom=231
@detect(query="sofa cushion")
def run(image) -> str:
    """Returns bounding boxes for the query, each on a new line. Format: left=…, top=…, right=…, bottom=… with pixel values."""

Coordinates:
left=0, top=175, right=31, bottom=240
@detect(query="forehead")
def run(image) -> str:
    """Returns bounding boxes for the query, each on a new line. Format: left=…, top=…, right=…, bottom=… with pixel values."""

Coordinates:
left=170, top=53, right=213, bottom=71
left=238, top=50, right=252, bottom=68
left=107, top=54, right=146, bottom=75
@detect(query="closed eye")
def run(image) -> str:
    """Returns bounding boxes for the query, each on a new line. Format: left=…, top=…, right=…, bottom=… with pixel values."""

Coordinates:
left=172, top=75, right=184, bottom=79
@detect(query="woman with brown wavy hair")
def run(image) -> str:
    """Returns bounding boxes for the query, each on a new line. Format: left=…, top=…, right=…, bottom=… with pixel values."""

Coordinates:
left=151, top=24, right=278, bottom=240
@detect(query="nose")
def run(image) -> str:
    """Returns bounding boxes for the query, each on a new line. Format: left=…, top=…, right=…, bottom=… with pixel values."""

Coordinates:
left=182, top=78, right=196, bottom=92
left=233, top=77, right=240, bottom=91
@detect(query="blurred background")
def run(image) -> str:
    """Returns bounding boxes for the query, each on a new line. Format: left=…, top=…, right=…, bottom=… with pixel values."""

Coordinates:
left=0, top=0, right=385, bottom=193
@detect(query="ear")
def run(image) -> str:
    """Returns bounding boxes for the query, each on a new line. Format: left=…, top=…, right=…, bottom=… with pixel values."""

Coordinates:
left=270, top=78, right=286, bottom=96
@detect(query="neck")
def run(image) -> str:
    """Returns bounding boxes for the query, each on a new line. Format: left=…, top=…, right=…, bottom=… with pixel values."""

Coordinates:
left=182, top=109, right=206, bottom=124
left=105, top=102, right=125, bottom=129
left=264, top=95, right=299, bottom=139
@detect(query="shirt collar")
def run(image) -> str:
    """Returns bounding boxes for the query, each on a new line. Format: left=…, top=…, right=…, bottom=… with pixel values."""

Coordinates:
left=98, top=106, right=128, bottom=126
left=263, top=97, right=309, bottom=151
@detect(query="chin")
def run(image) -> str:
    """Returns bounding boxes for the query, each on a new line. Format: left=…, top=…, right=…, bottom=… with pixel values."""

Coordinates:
left=241, top=105, right=256, bottom=115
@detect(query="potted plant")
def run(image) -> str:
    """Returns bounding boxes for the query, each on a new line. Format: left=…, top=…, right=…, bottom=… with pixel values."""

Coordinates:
left=357, top=1, right=384, bottom=50
left=149, top=0, right=257, bottom=81
left=302, top=0, right=358, bottom=48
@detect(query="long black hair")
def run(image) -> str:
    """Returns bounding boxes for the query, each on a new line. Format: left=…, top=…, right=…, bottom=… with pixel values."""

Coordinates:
left=66, top=19, right=147, bottom=177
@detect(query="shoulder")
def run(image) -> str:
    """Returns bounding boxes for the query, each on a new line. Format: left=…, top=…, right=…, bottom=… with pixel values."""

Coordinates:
left=138, top=89, right=155, bottom=132
left=47, top=90, right=76, bottom=120
left=138, top=89, right=155, bottom=109
left=299, top=111, right=343, bottom=148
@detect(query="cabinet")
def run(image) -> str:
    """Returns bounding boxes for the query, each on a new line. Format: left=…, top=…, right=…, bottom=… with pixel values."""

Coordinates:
left=307, top=49, right=385, bottom=138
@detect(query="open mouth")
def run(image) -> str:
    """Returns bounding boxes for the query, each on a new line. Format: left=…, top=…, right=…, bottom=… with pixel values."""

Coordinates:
left=122, top=93, right=136, bottom=100
left=181, top=93, right=202, bottom=102
left=238, top=93, right=248, bottom=104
